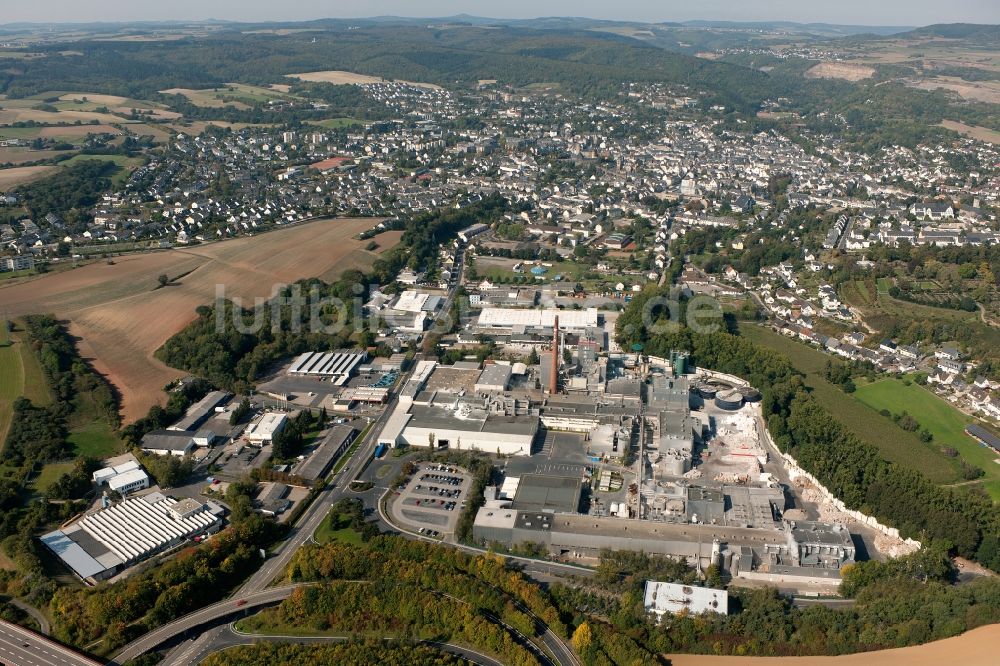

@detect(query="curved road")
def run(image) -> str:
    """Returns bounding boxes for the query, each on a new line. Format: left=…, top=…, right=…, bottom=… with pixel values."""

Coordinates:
left=208, top=624, right=505, bottom=666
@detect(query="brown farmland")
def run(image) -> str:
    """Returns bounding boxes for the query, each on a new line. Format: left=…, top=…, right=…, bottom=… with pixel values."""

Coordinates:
left=668, top=623, right=1000, bottom=666
left=0, top=218, right=393, bottom=422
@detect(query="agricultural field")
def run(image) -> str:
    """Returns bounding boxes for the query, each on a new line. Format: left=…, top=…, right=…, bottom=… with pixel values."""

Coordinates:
left=855, top=378, right=1000, bottom=499
left=0, top=165, right=59, bottom=189
left=309, top=118, right=364, bottom=130
left=287, top=70, right=442, bottom=90
left=160, top=83, right=292, bottom=108
left=805, top=61, right=875, bottom=81
left=0, top=148, right=71, bottom=166
left=0, top=218, right=396, bottom=422
left=941, top=120, right=1000, bottom=145
left=740, top=324, right=962, bottom=484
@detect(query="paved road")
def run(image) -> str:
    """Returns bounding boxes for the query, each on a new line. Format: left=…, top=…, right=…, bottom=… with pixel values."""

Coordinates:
left=122, top=370, right=414, bottom=666
left=0, top=620, right=101, bottom=666
left=8, top=598, right=50, bottom=636
left=205, top=624, right=506, bottom=666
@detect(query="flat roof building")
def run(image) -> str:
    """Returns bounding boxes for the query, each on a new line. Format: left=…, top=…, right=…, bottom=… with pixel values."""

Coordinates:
left=476, top=364, right=513, bottom=393
left=400, top=403, right=539, bottom=456
left=244, top=413, right=288, bottom=446
left=476, top=307, right=599, bottom=332
left=295, top=426, right=357, bottom=481
left=169, top=390, right=232, bottom=432
left=141, top=430, right=196, bottom=458
left=644, top=581, right=728, bottom=616
left=107, top=468, right=150, bottom=496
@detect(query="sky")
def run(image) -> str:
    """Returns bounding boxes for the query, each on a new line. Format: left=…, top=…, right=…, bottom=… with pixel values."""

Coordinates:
left=2, top=1, right=998, bottom=27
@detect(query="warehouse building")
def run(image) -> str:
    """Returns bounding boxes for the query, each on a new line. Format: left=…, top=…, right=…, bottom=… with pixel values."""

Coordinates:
left=40, top=493, right=222, bottom=582
left=476, top=307, right=599, bottom=333
left=475, top=364, right=513, bottom=393
left=168, top=390, right=232, bottom=432
left=399, top=402, right=539, bottom=456
left=295, top=426, right=357, bottom=481
left=140, top=430, right=196, bottom=458
left=288, top=351, right=367, bottom=385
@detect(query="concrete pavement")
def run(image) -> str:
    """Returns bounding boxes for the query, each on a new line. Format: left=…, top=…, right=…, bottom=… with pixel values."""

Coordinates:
left=0, top=620, right=101, bottom=666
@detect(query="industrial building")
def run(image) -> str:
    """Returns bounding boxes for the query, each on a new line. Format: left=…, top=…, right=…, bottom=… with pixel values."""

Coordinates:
left=475, top=307, right=599, bottom=332
left=398, top=402, right=539, bottom=456
left=168, top=390, right=232, bottom=432
left=40, top=493, right=223, bottom=582
left=288, top=351, right=367, bottom=384
left=140, top=430, right=196, bottom=457
left=294, top=426, right=357, bottom=481
left=244, top=412, right=288, bottom=445
left=644, top=581, right=728, bottom=616
left=475, top=364, right=513, bottom=393
left=93, top=460, right=150, bottom=496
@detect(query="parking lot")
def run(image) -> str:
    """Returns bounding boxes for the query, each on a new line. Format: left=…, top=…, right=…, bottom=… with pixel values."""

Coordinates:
left=390, top=463, right=473, bottom=538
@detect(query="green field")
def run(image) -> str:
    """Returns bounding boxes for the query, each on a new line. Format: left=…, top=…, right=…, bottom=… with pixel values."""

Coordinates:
left=740, top=324, right=963, bottom=484
left=855, top=378, right=1000, bottom=500
left=68, top=421, right=120, bottom=459
left=313, top=508, right=363, bottom=545
left=0, top=325, right=52, bottom=446
left=31, top=462, right=74, bottom=493
left=310, top=117, right=363, bottom=129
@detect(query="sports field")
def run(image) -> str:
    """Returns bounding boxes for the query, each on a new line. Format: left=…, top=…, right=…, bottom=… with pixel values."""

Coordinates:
left=855, top=378, right=1000, bottom=499
left=740, top=325, right=962, bottom=484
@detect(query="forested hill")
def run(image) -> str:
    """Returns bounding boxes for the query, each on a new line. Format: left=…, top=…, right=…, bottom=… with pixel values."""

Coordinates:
left=894, top=23, right=1000, bottom=43
left=0, top=25, right=776, bottom=109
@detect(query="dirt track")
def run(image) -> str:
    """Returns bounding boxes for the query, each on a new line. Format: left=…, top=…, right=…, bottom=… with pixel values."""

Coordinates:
left=0, top=218, right=393, bottom=422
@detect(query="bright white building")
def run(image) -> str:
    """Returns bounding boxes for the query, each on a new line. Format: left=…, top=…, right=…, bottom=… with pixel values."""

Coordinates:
left=244, top=412, right=288, bottom=445
left=476, top=307, right=599, bottom=331
left=643, top=581, right=728, bottom=616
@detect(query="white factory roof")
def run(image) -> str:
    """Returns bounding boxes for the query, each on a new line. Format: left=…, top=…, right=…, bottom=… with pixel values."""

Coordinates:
left=394, top=290, right=431, bottom=313
left=93, top=459, right=142, bottom=485
left=107, top=468, right=149, bottom=492
left=41, top=493, right=219, bottom=580
left=477, top=307, right=598, bottom=330
left=245, top=412, right=288, bottom=440
left=643, top=581, right=728, bottom=616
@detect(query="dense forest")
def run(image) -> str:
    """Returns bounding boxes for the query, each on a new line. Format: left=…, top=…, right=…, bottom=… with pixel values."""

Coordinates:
left=15, top=160, right=121, bottom=226
left=615, top=287, right=1000, bottom=572
left=0, top=24, right=995, bottom=149
left=201, top=641, right=467, bottom=666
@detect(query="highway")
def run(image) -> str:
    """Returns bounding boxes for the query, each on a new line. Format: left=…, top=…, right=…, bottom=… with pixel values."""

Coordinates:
left=0, top=620, right=101, bottom=666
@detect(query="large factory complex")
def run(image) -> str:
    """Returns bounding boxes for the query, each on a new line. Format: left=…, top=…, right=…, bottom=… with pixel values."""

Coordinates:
left=376, top=314, right=858, bottom=588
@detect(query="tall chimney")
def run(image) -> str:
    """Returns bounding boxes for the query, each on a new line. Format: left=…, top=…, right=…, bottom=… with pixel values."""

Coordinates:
left=549, top=316, right=560, bottom=394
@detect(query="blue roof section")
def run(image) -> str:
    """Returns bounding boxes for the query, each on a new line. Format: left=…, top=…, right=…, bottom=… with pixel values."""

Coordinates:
left=966, top=424, right=1000, bottom=452
left=40, top=530, right=106, bottom=580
